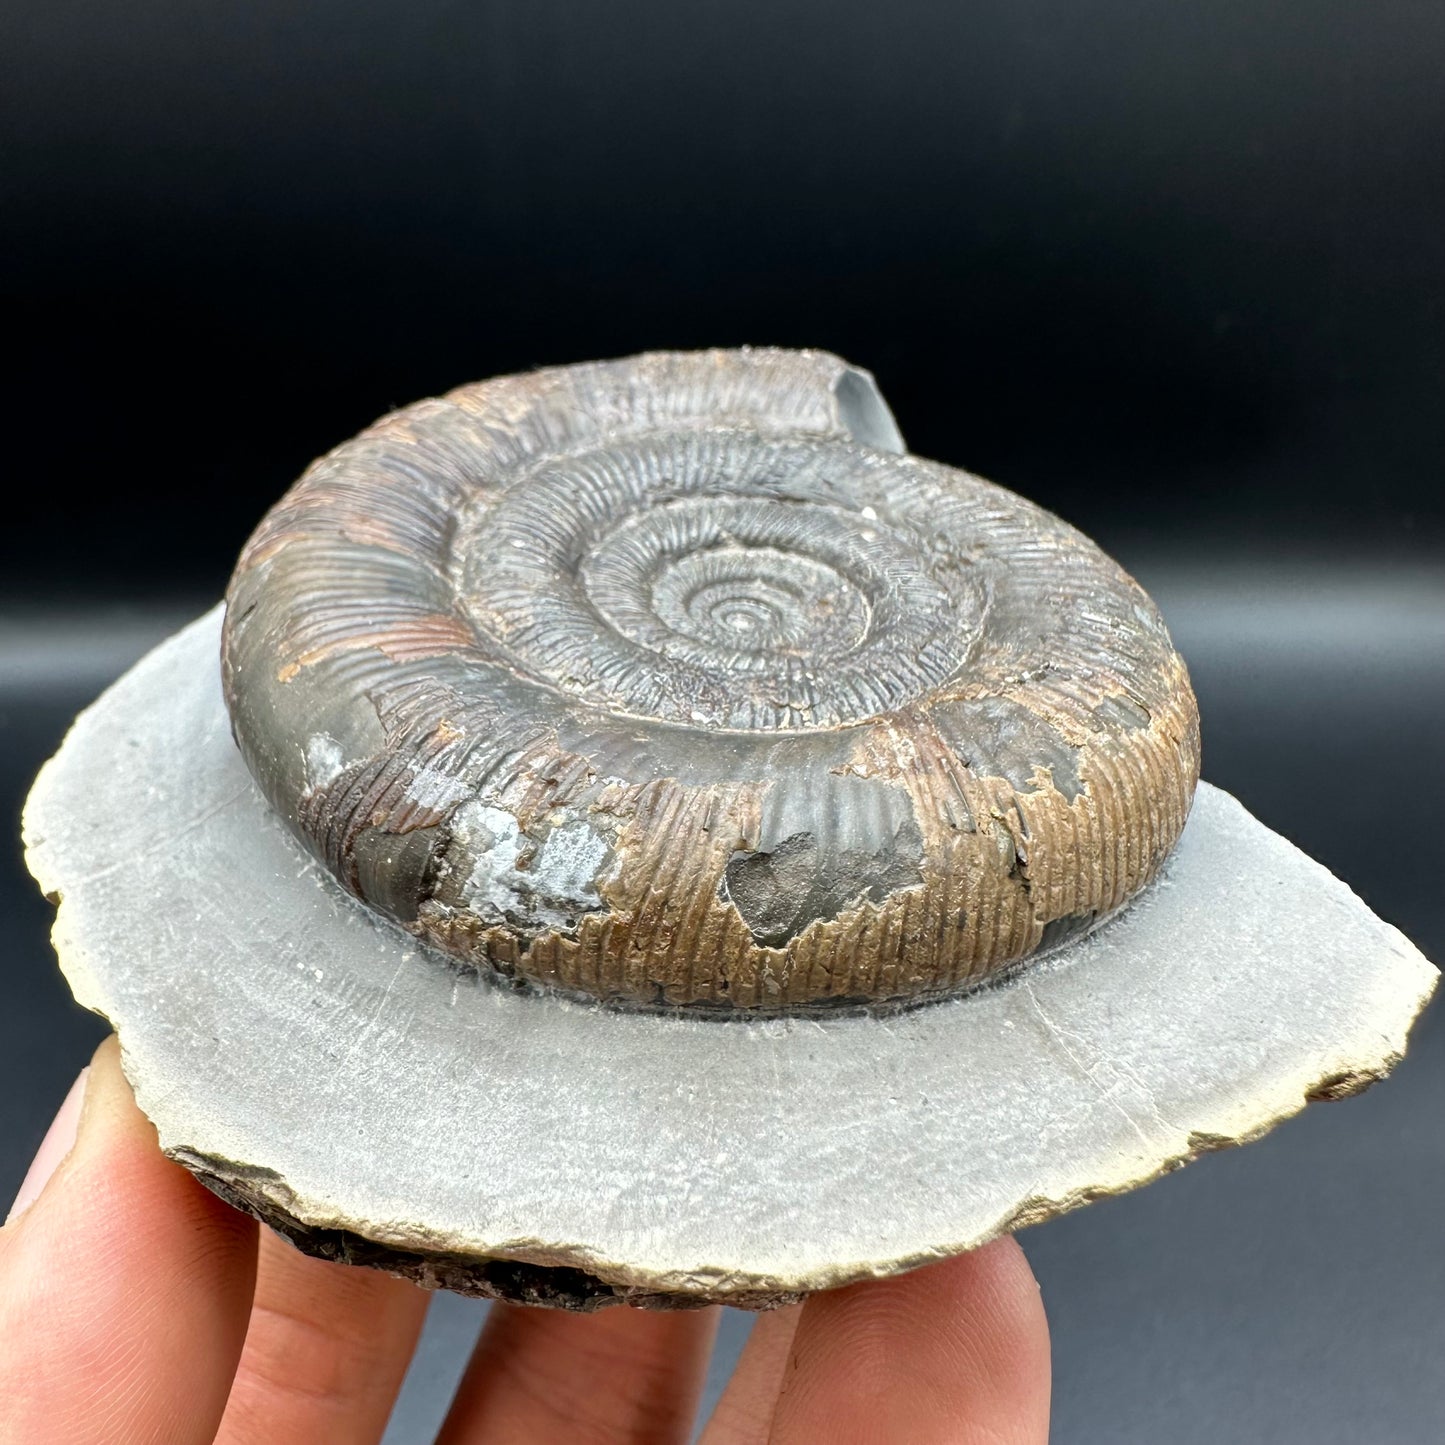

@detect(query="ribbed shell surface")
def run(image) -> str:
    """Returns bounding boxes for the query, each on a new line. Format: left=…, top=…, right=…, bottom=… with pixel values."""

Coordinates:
left=222, top=349, right=1200, bottom=1012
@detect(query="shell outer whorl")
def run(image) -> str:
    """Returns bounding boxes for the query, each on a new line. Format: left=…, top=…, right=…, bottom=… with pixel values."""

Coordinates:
left=221, top=348, right=1201, bottom=1013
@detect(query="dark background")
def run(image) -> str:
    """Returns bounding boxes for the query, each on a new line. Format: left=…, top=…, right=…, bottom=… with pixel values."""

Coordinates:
left=2, top=2, right=1441, bottom=1441
left=3, top=0, right=1443, bottom=599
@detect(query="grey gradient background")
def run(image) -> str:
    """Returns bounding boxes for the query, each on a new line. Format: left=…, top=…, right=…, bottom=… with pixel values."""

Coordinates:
left=2, top=1, right=1441, bottom=1440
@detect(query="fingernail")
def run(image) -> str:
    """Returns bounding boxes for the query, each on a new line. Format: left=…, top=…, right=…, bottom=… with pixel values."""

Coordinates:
left=5, top=1067, right=90, bottom=1225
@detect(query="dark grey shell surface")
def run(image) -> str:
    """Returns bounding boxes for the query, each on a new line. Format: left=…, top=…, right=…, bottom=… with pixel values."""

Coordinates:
left=222, top=349, right=1200, bottom=1011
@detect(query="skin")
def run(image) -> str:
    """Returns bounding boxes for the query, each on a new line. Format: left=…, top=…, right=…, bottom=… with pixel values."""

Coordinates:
left=0, top=1038, right=1051, bottom=1444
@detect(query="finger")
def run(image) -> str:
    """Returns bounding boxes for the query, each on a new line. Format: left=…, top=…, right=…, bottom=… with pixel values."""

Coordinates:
left=767, top=1238, right=1051, bottom=1445
left=213, top=1225, right=429, bottom=1445
left=698, top=1305, right=801, bottom=1444
left=0, top=1036, right=258, bottom=1445
left=437, top=1299, right=719, bottom=1445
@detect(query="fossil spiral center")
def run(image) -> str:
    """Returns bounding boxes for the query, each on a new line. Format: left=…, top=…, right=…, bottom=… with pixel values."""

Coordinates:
left=587, top=513, right=875, bottom=668
left=455, top=434, right=986, bottom=731
left=650, top=545, right=871, bottom=655
left=669, top=549, right=869, bottom=658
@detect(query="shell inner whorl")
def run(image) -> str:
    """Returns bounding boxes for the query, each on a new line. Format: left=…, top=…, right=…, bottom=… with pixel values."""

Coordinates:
left=454, top=434, right=984, bottom=732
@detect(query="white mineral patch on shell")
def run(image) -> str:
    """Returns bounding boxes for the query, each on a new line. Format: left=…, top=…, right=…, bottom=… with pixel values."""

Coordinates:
left=22, top=609, right=1439, bottom=1307
left=534, top=820, right=612, bottom=905
left=303, top=732, right=345, bottom=790
left=404, top=766, right=474, bottom=815
left=451, top=802, right=610, bottom=931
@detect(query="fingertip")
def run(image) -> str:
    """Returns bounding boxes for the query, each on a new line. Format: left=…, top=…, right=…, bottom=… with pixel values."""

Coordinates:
left=911, top=1236, right=1052, bottom=1409
left=4, top=1064, right=89, bottom=1226
left=75, top=1035, right=255, bottom=1256
left=770, top=1237, right=1051, bottom=1444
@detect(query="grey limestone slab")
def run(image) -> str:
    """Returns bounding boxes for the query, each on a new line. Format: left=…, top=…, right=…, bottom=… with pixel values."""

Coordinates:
left=22, top=608, right=1437, bottom=1308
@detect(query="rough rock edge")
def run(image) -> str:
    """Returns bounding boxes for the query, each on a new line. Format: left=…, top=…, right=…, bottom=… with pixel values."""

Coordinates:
left=39, top=898, right=1435, bottom=1311
left=154, top=1035, right=1427, bottom=1313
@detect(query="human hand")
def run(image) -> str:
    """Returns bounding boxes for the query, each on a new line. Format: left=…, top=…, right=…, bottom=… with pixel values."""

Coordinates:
left=1, top=1037, right=1051, bottom=1443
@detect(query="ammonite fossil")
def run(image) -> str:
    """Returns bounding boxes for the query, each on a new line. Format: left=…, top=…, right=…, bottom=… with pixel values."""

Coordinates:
left=222, top=349, right=1200, bottom=1012
left=24, top=349, right=1433, bottom=1310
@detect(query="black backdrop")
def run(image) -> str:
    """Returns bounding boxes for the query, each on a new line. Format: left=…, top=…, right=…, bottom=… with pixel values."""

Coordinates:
left=3, top=4, right=1443, bottom=1443
left=3, top=0, right=1441, bottom=600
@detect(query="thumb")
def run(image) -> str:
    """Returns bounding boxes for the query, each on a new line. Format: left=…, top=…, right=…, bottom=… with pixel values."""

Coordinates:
left=0, top=1036, right=258, bottom=1445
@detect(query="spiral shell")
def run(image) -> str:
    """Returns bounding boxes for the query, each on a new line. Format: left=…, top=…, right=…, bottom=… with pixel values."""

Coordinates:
left=222, top=349, right=1200, bottom=1012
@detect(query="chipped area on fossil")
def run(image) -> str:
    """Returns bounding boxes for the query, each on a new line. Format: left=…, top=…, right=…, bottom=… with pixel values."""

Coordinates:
left=930, top=695, right=1087, bottom=802
left=723, top=819, right=927, bottom=948
left=21, top=610, right=1437, bottom=1308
